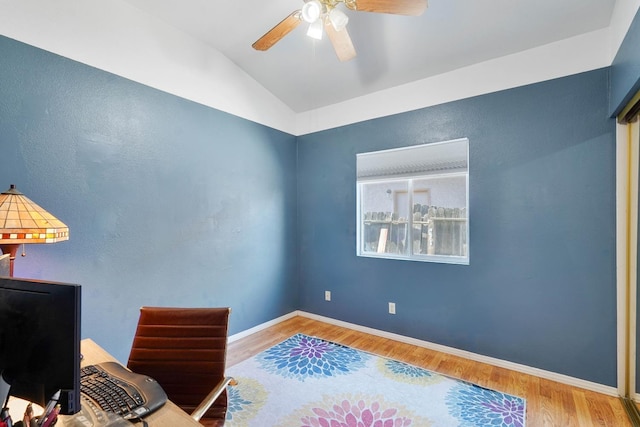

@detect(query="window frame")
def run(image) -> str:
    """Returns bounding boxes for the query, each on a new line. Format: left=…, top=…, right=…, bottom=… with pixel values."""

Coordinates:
left=356, top=139, right=469, bottom=265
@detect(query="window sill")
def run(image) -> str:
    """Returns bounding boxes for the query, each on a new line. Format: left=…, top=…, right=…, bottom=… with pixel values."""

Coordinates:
left=357, top=252, right=469, bottom=265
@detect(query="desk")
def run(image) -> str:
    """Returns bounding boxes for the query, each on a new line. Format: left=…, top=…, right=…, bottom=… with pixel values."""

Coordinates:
left=71, top=338, right=201, bottom=427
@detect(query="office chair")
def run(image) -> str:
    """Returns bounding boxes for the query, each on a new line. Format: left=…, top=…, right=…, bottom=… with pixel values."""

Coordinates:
left=127, top=307, right=235, bottom=427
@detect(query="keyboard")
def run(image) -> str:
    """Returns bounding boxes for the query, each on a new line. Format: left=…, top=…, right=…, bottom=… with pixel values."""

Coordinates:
left=80, top=362, right=167, bottom=421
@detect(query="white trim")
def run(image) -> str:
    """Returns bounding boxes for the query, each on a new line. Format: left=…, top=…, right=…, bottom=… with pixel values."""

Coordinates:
left=231, top=310, right=619, bottom=397
left=616, top=120, right=640, bottom=398
left=630, top=120, right=639, bottom=397
left=228, top=311, right=298, bottom=343
left=617, top=122, right=631, bottom=396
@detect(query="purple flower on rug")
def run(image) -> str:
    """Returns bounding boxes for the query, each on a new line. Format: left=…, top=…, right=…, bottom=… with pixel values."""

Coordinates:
left=299, top=398, right=414, bottom=427
left=258, top=334, right=368, bottom=381
left=446, top=383, right=525, bottom=427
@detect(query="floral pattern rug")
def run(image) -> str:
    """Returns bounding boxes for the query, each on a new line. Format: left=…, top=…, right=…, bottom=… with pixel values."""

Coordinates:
left=225, top=334, right=525, bottom=427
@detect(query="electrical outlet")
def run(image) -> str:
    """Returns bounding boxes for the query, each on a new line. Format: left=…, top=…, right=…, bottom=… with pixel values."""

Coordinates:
left=388, top=302, right=396, bottom=314
left=325, top=291, right=331, bottom=301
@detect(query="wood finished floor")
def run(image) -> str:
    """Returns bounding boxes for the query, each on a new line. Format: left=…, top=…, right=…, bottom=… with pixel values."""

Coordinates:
left=227, top=315, right=631, bottom=427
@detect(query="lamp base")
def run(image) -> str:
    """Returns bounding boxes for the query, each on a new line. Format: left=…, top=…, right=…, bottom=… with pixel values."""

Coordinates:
left=0, top=244, right=19, bottom=277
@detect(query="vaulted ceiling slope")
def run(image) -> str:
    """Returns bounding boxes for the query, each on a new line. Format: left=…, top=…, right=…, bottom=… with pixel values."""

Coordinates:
left=0, top=0, right=636, bottom=135
left=122, top=0, right=616, bottom=112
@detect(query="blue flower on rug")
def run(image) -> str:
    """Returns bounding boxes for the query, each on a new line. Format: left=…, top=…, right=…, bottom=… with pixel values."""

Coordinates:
left=226, top=386, right=252, bottom=418
left=379, top=358, right=444, bottom=386
left=385, top=360, right=429, bottom=378
left=257, top=334, right=368, bottom=381
left=446, top=383, right=525, bottom=427
left=226, top=378, right=267, bottom=425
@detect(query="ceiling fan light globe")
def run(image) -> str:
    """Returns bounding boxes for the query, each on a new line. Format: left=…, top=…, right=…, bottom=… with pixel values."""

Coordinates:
left=301, top=0, right=323, bottom=23
left=329, top=8, right=349, bottom=31
left=307, top=19, right=324, bottom=40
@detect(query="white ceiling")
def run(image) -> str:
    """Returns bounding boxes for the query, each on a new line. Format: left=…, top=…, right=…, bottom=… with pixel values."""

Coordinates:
left=122, top=0, right=615, bottom=113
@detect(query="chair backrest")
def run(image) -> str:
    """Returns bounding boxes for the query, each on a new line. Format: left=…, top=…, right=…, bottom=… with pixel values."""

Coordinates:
left=127, top=307, right=230, bottom=423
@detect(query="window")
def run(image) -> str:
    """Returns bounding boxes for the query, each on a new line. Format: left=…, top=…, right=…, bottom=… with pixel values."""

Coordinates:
left=356, top=138, right=469, bottom=264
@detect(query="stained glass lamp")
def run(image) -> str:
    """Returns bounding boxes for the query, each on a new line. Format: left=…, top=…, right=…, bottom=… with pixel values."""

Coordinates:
left=0, top=184, right=69, bottom=276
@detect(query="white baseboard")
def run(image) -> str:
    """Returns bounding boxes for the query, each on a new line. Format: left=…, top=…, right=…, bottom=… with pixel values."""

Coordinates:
left=228, top=311, right=298, bottom=343
left=231, top=310, right=619, bottom=398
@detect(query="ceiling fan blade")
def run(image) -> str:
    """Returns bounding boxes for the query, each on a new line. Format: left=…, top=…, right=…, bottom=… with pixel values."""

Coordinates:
left=325, top=22, right=357, bottom=62
left=351, top=0, right=427, bottom=16
left=252, top=11, right=302, bottom=51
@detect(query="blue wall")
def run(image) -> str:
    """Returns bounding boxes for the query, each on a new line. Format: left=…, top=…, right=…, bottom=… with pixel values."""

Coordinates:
left=610, top=7, right=640, bottom=116
left=0, top=36, right=299, bottom=363
left=297, top=69, right=617, bottom=386
left=0, top=33, right=622, bottom=388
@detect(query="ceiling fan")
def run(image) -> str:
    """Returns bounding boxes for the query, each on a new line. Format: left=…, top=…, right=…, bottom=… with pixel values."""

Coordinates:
left=252, top=0, right=428, bottom=62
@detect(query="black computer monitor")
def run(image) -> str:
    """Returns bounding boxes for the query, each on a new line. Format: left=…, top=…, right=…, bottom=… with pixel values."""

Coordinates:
left=0, top=277, right=81, bottom=415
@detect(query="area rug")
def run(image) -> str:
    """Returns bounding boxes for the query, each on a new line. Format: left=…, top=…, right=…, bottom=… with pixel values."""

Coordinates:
left=225, top=334, right=525, bottom=427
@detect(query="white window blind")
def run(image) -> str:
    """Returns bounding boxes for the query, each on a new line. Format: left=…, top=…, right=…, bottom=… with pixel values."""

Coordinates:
left=357, top=138, right=468, bottom=180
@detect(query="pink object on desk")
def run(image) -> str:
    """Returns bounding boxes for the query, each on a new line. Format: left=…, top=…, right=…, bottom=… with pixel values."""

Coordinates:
left=40, top=404, right=60, bottom=427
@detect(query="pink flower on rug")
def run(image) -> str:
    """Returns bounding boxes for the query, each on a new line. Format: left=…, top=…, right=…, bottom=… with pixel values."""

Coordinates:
left=299, top=399, right=413, bottom=427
